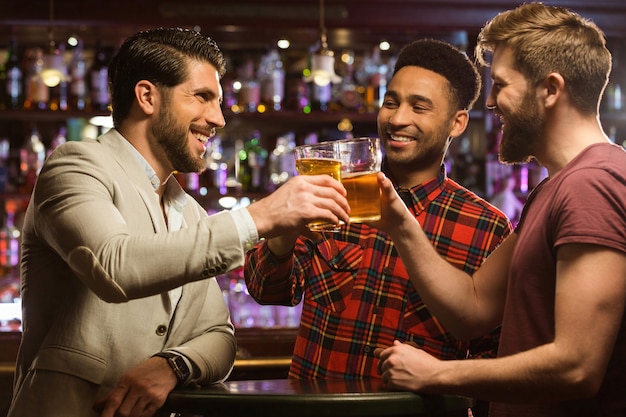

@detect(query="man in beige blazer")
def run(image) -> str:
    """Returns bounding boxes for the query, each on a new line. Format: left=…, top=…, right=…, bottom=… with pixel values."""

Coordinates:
left=8, top=28, right=350, bottom=417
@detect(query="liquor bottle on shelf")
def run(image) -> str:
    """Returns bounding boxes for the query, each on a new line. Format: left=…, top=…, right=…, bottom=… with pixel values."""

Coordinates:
left=234, top=139, right=249, bottom=191
left=311, top=82, right=331, bottom=112
left=0, top=198, right=22, bottom=310
left=236, top=131, right=268, bottom=193
left=237, top=58, right=260, bottom=113
left=19, top=126, right=46, bottom=194
left=23, top=48, right=49, bottom=111
left=369, top=49, right=388, bottom=112
left=219, top=268, right=260, bottom=328
left=356, top=48, right=388, bottom=113
left=217, top=268, right=302, bottom=328
left=0, top=194, right=22, bottom=330
left=268, top=131, right=296, bottom=191
left=46, top=125, right=67, bottom=158
left=0, top=138, right=9, bottom=194
left=333, top=57, right=362, bottom=112
left=602, top=48, right=624, bottom=114
left=198, top=134, right=227, bottom=195
left=1, top=36, right=24, bottom=110
left=258, top=49, right=285, bottom=111
left=69, top=38, right=88, bottom=111
left=0, top=199, right=21, bottom=278
left=285, top=71, right=310, bottom=112
left=221, top=74, right=238, bottom=113
left=89, top=42, right=112, bottom=112
left=47, top=43, right=69, bottom=112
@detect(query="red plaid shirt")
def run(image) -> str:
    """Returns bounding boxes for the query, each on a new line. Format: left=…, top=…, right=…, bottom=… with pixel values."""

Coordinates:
left=244, top=168, right=512, bottom=379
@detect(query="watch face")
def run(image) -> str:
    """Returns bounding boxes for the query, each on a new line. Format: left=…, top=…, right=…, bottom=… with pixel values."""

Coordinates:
left=170, top=355, right=191, bottom=381
left=156, top=352, right=191, bottom=383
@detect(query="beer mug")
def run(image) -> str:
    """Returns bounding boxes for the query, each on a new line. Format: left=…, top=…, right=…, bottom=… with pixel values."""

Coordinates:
left=335, top=137, right=382, bottom=222
left=293, top=141, right=343, bottom=232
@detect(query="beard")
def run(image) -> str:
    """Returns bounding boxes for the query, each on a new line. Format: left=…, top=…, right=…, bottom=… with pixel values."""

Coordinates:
left=151, top=102, right=207, bottom=174
left=498, top=89, right=544, bottom=164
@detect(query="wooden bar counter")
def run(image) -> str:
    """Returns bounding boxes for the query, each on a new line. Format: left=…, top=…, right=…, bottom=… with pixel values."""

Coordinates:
left=163, top=378, right=473, bottom=417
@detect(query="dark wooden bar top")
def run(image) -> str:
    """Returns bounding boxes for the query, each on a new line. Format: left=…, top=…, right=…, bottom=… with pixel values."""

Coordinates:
left=163, top=378, right=473, bottom=417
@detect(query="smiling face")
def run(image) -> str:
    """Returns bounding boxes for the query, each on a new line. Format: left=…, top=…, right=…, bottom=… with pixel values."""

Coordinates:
left=377, top=66, right=466, bottom=186
left=151, top=59, right=225, bottom=174
left=487, top=46, right=544, bottom=164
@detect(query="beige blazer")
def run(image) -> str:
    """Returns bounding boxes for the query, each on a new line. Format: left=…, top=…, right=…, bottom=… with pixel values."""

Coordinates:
left=10, top=129, right=240, bottom=416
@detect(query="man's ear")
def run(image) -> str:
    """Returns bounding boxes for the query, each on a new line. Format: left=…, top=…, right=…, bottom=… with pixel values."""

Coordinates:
left=135, top=80, right=158, bottom=115
left=449, top=109, right=469, bottom=138
left=543, top=72, right=565, bottom=109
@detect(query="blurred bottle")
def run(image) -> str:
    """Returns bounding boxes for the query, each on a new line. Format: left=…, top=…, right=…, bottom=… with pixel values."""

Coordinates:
left=285, top=72, right=310, bottom=111
left=602, top=48, right=624, bottom=114
left=202, top=134, right=228, bottom=195
left=221, top=75, right=238, bottom=113
left=258, top=49, right=285, bottom=111
left=311, top=82, right=331, bottom=112
left=0, top=200, right=21, bottom=270
left=1, top=36, right=24, bottom=110
left=368, top=49, right=388, bottom=112
left=23, top=48, right=49, bottom=110
left=0, top=199, right=22, bottom=303
left=236, top=131, right=268, bottom=192
left=89, top=42, right=111, bottom=112
left=47, top=43, right=69, bottom=112
left=237, top=58, right=260, bottom=113
left=19, top=125, right=46, bottom=194
left=224, top=268, right=259, bottom=328
left=46, top=125, right=67, bottom=158
left=334, top=54, right=362, bottom=111
left=217, top=268, right=302, bottom=328
left=69, top=38, right=88, bottom=111
left=356, top=48, right=388, bottom=112
left=248, top=131, right=268, bottom=193
left=0, top=138, right=9, bottom=193
left=610, top=60, right=623, bottom=113
left=268, top=132, right=296, bottom=191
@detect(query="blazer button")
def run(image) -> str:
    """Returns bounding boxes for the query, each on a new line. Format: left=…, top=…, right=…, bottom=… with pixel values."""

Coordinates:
left=156, top=325, right=167, bottom=336
left=201, top=268, right=211, bottom=277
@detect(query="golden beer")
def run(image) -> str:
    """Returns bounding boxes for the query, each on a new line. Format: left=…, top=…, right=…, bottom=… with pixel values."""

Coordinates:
left=295, top=157, right=342, bottom=179
left=295, top=157, right=343, bottom=231
left=342, top=171, right=381, bottom=222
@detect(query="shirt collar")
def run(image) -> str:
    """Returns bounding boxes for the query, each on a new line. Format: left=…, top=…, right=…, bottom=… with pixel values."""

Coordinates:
left=123, top=139, right=188, bottom=209
left=384, top=162, right=447, bottom=216
left=124, top=140, right=162, bottom=191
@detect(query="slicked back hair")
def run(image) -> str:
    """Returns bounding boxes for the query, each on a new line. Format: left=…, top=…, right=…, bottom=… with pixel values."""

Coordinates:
left=108, top=27, right=226, bottom=127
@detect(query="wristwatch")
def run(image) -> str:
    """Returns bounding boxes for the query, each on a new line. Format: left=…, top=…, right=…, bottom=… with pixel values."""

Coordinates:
left=154, top=351, right=191, bottom=386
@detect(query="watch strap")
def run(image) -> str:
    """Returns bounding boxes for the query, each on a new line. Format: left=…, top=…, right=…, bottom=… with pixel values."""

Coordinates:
left=153, top=351, right=191, bottom=386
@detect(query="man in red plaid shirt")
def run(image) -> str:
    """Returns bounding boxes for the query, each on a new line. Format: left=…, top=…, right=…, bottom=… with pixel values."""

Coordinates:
left=244, top=39, right=511, bottom=384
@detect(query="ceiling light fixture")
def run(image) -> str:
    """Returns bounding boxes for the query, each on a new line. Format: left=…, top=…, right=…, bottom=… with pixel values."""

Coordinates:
left=303, top=0, right=341, bottom=87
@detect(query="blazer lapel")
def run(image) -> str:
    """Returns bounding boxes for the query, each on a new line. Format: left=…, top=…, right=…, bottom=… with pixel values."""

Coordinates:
left=97, top=129, right=167, bottom=233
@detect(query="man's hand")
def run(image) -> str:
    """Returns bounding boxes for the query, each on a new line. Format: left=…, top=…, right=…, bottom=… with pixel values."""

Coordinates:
left=248, top=174, right=350, bottom=239
left=374, top=340, right=440, bottom=392
left=366, top=173, right=414, bottom=237
left=93, top=356, right=177, bottom=417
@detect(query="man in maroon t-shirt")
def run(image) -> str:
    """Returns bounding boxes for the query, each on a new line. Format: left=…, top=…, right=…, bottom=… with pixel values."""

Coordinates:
left=373, top=3, right=626, bottom=417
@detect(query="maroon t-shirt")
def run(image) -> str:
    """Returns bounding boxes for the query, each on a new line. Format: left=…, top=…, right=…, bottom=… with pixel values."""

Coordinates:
left=491, top=143, right=626, bottom=417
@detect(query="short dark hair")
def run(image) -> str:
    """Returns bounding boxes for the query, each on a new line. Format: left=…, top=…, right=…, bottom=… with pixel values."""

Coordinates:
left=393, top=39, right=481, bottom=111
left=108, top=27, right=226, bottom=127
